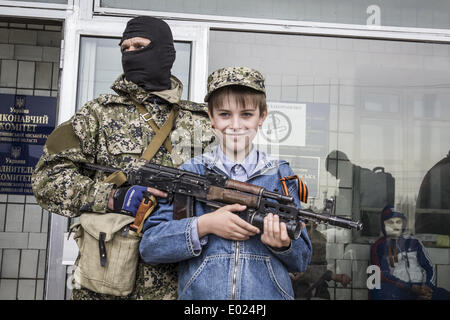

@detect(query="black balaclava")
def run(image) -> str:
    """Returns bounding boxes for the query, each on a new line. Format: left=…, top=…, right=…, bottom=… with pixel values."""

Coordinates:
left=120, top=16, right=176, bottom=92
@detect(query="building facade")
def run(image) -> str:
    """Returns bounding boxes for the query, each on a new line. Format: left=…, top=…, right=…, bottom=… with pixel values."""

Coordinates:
left=0, top=0, right=449, bottom=300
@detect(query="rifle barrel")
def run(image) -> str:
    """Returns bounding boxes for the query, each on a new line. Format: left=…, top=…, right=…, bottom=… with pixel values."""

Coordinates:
left=299, top=209, right=363, bottom=230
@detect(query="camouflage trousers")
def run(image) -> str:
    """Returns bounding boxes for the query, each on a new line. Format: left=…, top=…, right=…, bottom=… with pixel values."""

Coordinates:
left=71, top=261, right=178, bottom=300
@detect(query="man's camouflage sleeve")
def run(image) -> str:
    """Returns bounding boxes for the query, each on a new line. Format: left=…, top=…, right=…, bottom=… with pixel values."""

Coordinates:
left=31, top=100, right=115, bottom=218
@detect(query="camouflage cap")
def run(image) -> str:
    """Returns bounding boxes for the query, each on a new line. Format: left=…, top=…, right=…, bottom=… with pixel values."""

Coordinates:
left=204, top=66, right=265, bottom=102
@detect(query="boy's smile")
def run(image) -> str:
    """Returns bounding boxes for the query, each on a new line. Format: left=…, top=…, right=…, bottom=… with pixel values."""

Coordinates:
left=209, top=100, right=267, bottom=162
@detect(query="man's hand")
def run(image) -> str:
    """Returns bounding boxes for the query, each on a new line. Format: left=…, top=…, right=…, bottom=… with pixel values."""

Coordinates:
left=197, top=204, right=260, bottom=240
left=108, top=185, right=167, bottom=216
left=261, top=213, right=292, bottom=249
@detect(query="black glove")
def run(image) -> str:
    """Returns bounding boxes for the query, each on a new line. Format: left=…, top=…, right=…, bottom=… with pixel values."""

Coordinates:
left=112, top=185, right=148, bottom=217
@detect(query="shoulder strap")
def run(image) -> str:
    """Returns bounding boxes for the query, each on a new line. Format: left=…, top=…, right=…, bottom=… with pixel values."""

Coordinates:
left=104, top=101, right=179, bottom=187
left=133, top=101, right=179, bottom=162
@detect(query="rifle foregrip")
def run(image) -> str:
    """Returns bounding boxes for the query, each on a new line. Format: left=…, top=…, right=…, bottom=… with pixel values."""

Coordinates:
left=207, top=186, right=259, bottom=208
left=225, top=180, right=263, bottom=196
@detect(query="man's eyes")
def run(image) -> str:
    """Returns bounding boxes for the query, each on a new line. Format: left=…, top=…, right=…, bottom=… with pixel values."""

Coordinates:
left=135, top=44, right=147, bottom=49
left=121, top=43, right=148, bottom=52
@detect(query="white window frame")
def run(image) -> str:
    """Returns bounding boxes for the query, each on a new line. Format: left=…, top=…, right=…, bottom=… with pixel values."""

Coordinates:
left=0, top=0, right=73, bottom=14
left=92, top=0, right=450, bottom=42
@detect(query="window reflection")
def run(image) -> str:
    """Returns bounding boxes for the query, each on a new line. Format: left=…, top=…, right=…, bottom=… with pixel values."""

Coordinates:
left=209, top=30, right=450, bottom=299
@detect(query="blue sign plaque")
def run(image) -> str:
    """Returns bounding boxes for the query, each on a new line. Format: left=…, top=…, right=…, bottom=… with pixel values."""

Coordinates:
left=0, top=94, right=57, bottom=195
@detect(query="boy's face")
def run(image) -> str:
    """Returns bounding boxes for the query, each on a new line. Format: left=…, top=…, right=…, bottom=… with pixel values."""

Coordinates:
left=209, top=99, right=267, bottom=157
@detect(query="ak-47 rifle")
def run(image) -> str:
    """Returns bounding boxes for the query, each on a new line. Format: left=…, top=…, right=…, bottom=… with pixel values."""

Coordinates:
left=82, top=162, right=362, bottom=240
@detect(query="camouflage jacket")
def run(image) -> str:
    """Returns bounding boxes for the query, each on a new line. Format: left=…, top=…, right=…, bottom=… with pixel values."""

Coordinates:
left=32, top=74, right=215, bottom=300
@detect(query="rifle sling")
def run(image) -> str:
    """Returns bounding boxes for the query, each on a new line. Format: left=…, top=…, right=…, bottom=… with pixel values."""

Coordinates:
left=133, top=101, right=179, bottom=161
left=104, top=102, right=179, bottom=187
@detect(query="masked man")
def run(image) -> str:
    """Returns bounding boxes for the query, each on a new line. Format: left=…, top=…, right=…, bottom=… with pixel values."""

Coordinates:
left=32, top=16, right=215, bottom=300
left=370, top=206, right=450, bottom=300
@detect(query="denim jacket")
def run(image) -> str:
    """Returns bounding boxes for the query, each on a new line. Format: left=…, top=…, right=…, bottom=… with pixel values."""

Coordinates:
left=140, top=147, right=312, bottom=300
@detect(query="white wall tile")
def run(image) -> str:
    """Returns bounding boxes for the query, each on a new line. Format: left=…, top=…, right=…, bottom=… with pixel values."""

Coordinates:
left=37, top=250, right=46, bottom=278
left=35, top=61, right=52, bottom=89
left=352, top=260, right=369, bottom=289
left=326, top=243, right=344, bottom=260
left=0, top=44, right=14, bottom=59
left=27, top=24, right=44, bottom=30
left=0, top=28, right=8, bottom=42
left=339, top=105, right=355, bottom=132
left=23, top=205, right=42, bottom=232
left=281, top=74, right=298, bottom=102
left=9, top=29, right=37, bottom=45
left=17, top=61, right=35, bottom=89
left=8, top=195, right=25, bottom=203
left=41, top=211, right=48, bottom=233
left=44, top=25, right=61, bottom=32
left=25, top=195, right=37, bottom=204
left=14, top=45, right=42, bottom=61
left=334, top=228, right=352, bottom=244
left=0, top=88, right=15, bottom=94
left=35, top=280, right=44, bottom=300
left=9, top=23, right=26, bottom=29
left=0, top=204, right=5, bottom=232
left=335, top=288, right=351, bottom=300
left=19, top=249, right=38, bottom=278
left=16, top=89, right=33, bottom=95
left=42, top=47, right=60, bottom=63
left=34, top=89, right=51, bottom=97
left=5, top=204, right=24, bottom=232
left=344, top=243, right=371, bottom=260
left=1, top=249, right=20, bottom=278
left=0, top=232, right=29, bottom=249
left=437, top=265, right=450, bottom=291
left=28, top=233, right=47, bottom=249
left=0, top=59, right=17, bottom=87
left=313, top=77, right=330, bottom=103
left=36, top=31, right=61, bottom=47
left=17, top=279, right=35, bottom=300
left=0, top=279, right=17, bottom=300
left=52, top=62, right=59, bottom=90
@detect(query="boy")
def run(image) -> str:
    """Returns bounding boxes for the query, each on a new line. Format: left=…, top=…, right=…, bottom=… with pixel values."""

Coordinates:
left=140, top=66, right=312, bottom=299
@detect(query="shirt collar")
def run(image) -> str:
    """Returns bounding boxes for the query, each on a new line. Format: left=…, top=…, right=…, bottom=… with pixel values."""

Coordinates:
left=217, top=145, right=259, bottom=178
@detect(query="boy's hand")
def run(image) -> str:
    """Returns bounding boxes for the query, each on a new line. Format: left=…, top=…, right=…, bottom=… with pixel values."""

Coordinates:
left=197, top=204, right=260, bottom=240
left=261, top=213, right=291, bottom=248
